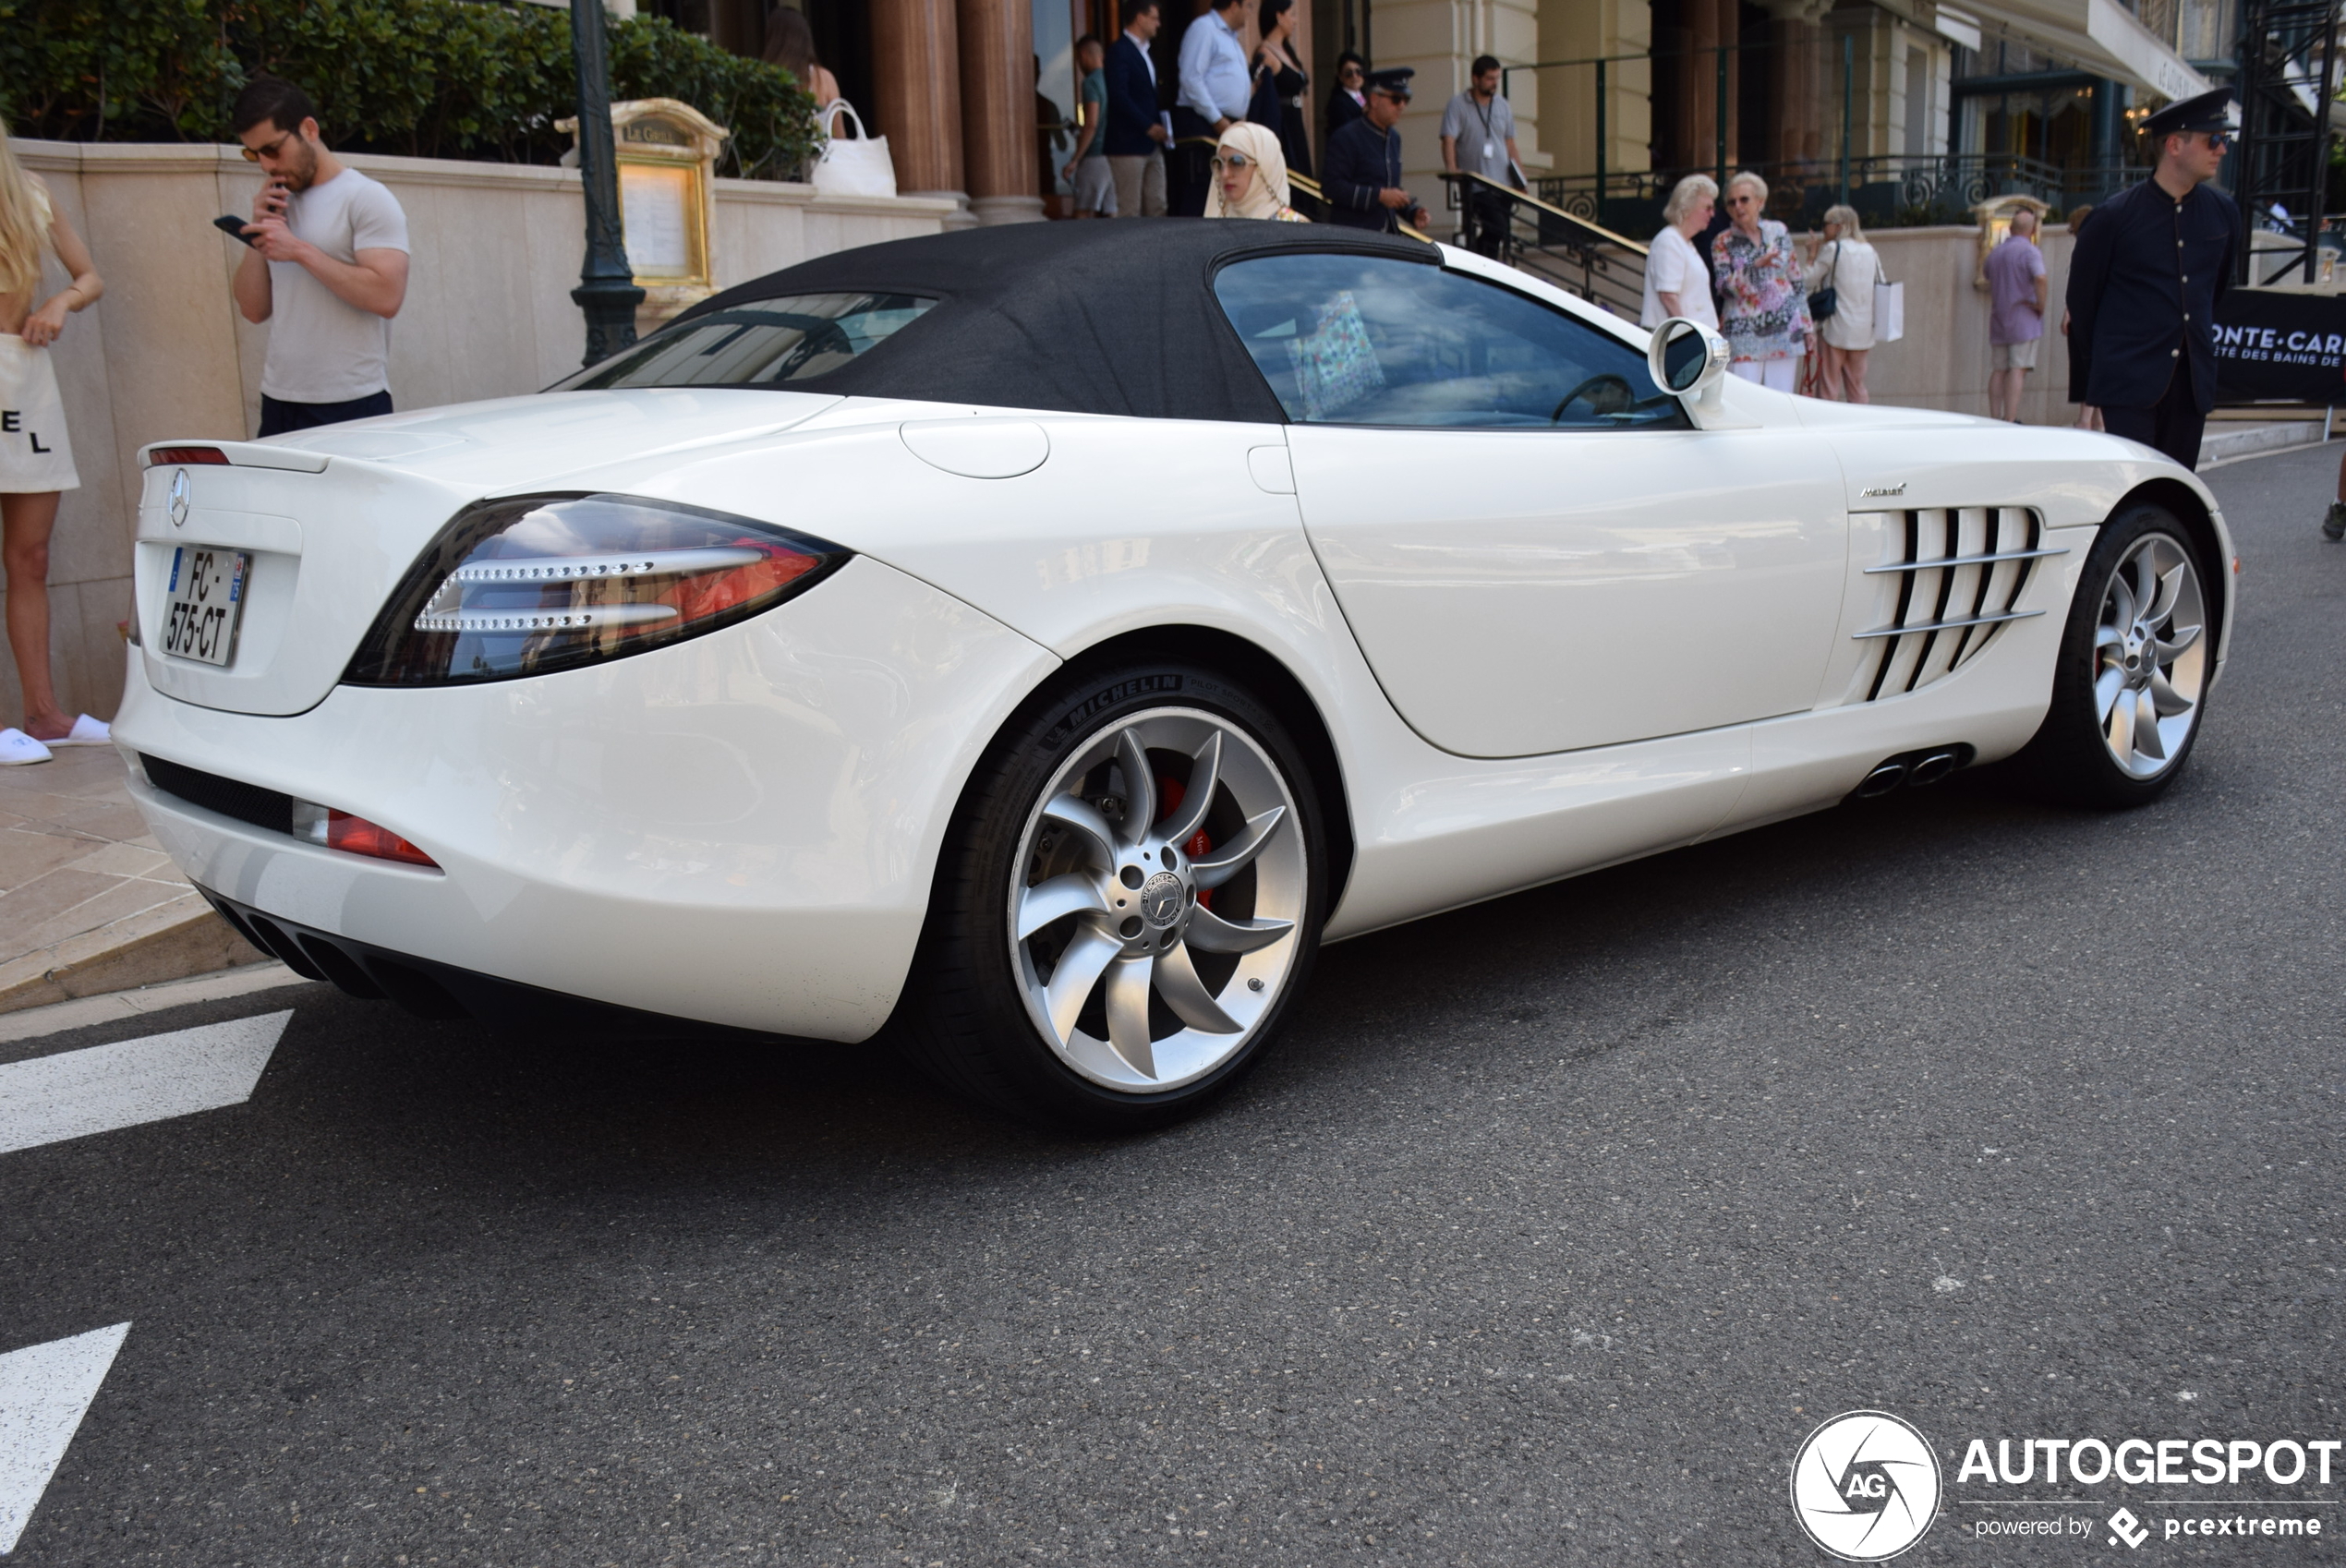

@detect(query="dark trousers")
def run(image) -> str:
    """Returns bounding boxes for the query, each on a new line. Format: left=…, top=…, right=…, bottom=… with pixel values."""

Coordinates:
left=1462, top=187, right=1513, bottom=258
left=257, top=389, right=393, bottom=438
left=2099, top=364, right=2206, bottom=471
left=1167, top=108, right=1216, bottom=218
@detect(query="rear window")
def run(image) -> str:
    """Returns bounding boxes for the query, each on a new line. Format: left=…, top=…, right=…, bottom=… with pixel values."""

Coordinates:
left=550, top=293, right=937, bottom=391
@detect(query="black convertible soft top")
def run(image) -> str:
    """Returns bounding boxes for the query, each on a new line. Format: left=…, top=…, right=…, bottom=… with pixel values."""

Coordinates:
left=670, top=218, right=1438, bottom=425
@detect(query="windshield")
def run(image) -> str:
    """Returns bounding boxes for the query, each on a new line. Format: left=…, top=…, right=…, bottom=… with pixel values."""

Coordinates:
left=550, top=293, right=937, bottom=392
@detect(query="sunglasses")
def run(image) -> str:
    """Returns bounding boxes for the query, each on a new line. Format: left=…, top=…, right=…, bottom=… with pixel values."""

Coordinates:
left=1373, top=90, right=1412, bottom=103
left=239, top=129, right=298, bottom=163
left=1211, top=153, right=1255, bottom=172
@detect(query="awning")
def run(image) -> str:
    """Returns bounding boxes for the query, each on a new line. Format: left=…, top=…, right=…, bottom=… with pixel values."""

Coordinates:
left=1941, top=0, right=2211, bottom=100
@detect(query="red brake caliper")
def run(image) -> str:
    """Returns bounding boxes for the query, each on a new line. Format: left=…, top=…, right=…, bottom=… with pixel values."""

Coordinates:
left=1156, top=775, right=1215, bottom=910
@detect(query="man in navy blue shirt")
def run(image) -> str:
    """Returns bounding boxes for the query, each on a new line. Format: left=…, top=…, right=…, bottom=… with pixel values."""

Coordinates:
left=2066, top=87, right=2242, bottom=470
left=1322, top=68, right=1427, bottom=233
left=1105, top=0, right=1168, bottom=218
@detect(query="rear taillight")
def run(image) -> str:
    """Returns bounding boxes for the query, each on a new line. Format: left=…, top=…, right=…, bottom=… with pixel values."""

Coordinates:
left=292, top=801, right=440, bottom=868
left=342, top=493, right=848, bottom=686
left=147, top=445, right=230, bottom=465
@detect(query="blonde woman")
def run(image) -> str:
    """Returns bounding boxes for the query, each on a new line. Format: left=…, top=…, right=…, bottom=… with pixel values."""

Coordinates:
left=0, top=128, right=104, bottom=765
left=1204, top=122, right=1310, bottom=222
left=1802, top=203, right=1884, bottom=403
left=1711, top=171, right=1812, bottom=392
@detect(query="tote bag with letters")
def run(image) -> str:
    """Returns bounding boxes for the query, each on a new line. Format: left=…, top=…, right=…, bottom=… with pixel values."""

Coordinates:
left=810, top=101, right=896, bottom=199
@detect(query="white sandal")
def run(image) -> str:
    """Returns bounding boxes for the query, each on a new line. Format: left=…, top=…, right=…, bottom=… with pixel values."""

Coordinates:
left=45, top=714, right=110, bottom=746
left=0, top=728, right=54, bottom=766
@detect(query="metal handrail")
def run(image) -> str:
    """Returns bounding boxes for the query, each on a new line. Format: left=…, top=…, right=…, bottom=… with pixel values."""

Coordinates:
left=1442, top=169, right=1650, bottom=257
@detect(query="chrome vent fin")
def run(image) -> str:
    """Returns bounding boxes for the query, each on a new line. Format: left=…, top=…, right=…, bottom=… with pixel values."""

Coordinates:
left=1855, top=507, right=2064, bottom=702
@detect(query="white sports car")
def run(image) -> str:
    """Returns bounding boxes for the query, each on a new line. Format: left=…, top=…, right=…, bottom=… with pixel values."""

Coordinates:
left=117, top=223, right=2231, bottom=1128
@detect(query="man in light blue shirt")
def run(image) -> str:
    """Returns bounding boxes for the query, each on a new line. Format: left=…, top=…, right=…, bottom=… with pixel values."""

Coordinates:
left=1178, top=0, right=1252, bottom=129
left=1170, top=0, right=1252, bottom=214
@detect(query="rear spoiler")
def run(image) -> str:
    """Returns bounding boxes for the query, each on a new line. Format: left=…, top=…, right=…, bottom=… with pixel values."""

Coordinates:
left=139, top=440, right=330, bottom=474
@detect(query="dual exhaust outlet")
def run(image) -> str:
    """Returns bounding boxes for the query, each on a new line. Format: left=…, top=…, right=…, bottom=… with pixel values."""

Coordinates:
left=1854, top=744, right=1974, bottom=799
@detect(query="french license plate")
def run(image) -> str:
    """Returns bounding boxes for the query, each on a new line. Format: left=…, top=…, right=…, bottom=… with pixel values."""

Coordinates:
left=162, top=547, right=250, bottom=667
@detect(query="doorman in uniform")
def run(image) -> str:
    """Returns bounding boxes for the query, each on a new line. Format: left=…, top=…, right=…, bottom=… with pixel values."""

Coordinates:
left=2066, top=87, right=2242, bottom=470
left=1321, top=68, right=1428, bottom=234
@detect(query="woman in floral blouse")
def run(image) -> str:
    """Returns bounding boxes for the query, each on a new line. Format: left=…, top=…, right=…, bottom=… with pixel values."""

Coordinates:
left=1711, top=171, right=1814, bottom=392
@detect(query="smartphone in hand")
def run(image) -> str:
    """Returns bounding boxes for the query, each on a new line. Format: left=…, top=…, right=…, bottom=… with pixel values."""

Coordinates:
left=213, top=214, right=258, bottom=247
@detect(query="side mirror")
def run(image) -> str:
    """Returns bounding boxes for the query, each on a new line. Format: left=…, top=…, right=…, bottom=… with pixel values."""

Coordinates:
left=1647, top=317, right=1731, bottom=415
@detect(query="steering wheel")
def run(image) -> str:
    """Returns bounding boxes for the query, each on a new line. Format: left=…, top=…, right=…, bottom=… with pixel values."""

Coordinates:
left=1549, top=373, right=1637, bottom=424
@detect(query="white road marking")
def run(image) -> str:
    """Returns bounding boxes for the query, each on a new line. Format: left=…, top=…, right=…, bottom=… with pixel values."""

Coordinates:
left=0, top=1011, right=292, bottom=1155
left=0, top=1323, right=128, bottom=1554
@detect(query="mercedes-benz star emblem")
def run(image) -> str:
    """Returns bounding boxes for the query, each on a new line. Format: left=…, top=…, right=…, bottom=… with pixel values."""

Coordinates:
left=167, top=468, right=190, bottom=527
left=1140, top=871, right=1184, bottom=927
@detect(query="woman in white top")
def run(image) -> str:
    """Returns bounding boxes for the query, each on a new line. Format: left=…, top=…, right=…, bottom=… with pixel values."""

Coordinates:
left=1802, top=203, right=1883, bottom=404
left=1641, top=173, right=1719, bottom=331
left=0, top=127, right=104, bottom=765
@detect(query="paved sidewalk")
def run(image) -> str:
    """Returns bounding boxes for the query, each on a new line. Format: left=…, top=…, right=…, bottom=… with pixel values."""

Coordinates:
left=0, top=743, right=260, bottom=1013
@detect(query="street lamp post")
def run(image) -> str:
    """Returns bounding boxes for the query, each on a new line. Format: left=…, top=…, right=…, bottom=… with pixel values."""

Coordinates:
left=570, top=0, right=644, bottom=368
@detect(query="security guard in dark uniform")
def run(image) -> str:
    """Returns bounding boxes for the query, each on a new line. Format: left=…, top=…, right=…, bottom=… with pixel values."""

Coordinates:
left=1321, top=67, right=1429, bottom=233
left=2066, top=86, right=2242, bottom=470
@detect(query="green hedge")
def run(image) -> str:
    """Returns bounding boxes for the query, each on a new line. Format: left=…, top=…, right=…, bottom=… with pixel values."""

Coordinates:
left=0, top=0, right=818, bottom=178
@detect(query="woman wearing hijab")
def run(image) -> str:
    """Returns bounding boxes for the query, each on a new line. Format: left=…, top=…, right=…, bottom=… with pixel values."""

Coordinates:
left=1204, top=122, right=1310, bottom=223
left=0, top=127, right=103, bottom=764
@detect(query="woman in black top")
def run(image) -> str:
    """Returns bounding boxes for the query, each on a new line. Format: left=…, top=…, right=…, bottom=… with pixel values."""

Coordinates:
left=1252, top=0, right=1313, bottom=178
left=1324, top=51, right=1367, bottom=143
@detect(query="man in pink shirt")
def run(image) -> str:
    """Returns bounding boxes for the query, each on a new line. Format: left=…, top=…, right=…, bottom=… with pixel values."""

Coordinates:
left=1984, top=209, right=2048, bottom=422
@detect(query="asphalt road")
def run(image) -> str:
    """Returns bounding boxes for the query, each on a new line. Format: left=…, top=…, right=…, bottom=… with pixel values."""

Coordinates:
left=4, top=440, right=2342, bottom=1568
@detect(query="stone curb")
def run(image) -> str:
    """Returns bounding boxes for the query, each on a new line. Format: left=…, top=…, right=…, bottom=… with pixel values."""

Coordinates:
left=0, top=893, right=269, bottom=1016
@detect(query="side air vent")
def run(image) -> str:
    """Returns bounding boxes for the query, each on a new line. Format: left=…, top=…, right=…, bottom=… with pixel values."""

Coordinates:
left=1855, top=507, right=2065, bottom=702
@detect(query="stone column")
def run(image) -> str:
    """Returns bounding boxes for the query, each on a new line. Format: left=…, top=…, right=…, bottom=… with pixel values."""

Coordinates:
left=1687, top=0, right=1720, bottom=175
left=871, top=0, right=972, bottom=223
left=1764, top=1, right=1830, bottom=168
left=958, top=0, right=1047, bottom=223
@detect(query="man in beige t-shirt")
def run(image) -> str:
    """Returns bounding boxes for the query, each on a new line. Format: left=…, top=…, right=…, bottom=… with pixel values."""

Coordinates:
left=230, top=77, right=410, bottom=438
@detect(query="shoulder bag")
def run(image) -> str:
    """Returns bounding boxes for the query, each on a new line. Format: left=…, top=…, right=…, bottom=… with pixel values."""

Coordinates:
left=810, top=101, right=897, bottom=199
left=1807, top=239, right=1840, bottom=323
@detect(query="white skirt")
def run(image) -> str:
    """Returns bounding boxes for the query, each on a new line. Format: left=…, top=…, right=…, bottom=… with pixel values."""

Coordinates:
left=0, top=334, right=79, bottom=493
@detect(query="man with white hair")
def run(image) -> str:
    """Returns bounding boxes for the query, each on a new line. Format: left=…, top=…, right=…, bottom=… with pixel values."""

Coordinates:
left=1984, top=207, right=2048, bottom=421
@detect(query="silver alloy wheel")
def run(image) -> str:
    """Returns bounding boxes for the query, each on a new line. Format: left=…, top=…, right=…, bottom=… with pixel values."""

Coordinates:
left=1008, top=706, right=1306, bottom=1093
left=2093, top=531, right=2207, bottom=778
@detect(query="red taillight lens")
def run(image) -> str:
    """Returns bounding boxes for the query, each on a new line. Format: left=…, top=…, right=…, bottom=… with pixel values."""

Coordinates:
left=327, top=812, right=439, bottom=867
left=148, top=445, right=230, bottom=465
left=293, top=799, right=440, bottom=867
left=344, top=495, right=848, bottom=687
